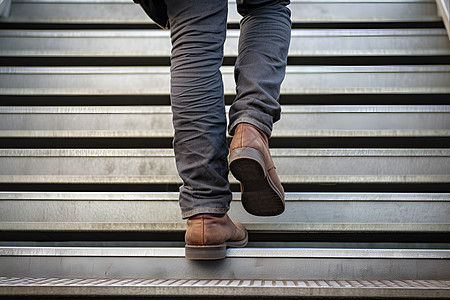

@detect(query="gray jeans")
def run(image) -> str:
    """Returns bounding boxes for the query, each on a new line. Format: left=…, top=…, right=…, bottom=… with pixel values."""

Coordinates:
left=164, top=0, right=291, bottom=218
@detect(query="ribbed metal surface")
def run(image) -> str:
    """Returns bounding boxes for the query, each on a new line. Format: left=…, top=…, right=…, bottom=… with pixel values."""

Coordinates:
left=2, top=277, right=449, bottom=287
left=1, top=105, right=449, bottom=138
left=1, top=29, right=449, bottom=57
left=0, top=192, right=448, bottom=232
left=1, top=66, right=449, bottom=95
left=1, top=277, right=449, bottom=298
left=2, top=0, right=440, bottom=24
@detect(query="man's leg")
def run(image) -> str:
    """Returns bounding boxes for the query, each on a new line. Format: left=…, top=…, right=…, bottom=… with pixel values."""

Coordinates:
left=228, top=0, right=291, bottom=216
left=164, top=0, right=247, bottom=260
left=165, top=0, right=230, bottom=218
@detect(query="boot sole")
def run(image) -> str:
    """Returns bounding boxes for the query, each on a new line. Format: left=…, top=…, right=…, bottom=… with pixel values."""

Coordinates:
left=185, top=232, right=248, bottom=260
left=229, top=147, right=285, bottom=216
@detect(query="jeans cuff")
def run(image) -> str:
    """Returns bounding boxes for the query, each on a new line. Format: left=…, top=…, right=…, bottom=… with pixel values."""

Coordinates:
left=229, top=117, right=272, bottom=138
left=181, top=207, right=230, bottom=219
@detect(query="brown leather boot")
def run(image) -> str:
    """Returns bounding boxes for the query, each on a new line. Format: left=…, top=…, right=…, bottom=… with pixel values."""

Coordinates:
left=185, top=214, right=248, bottom=260
left=229, top=123, right=285, bottom=216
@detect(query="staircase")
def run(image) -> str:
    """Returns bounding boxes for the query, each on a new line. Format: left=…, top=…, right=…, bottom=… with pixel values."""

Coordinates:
left=0, top=0, right=450, bottom=298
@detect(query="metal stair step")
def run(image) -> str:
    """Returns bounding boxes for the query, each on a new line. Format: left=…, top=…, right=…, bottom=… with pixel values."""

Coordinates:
left=0, top=149, right=449, bottom=184
left=0, top=247, right=449, bottom=282
left=0, top=192, right=448, bottom=233
left=1, top=105, right=449, bottom=138
left=1, top=28, right=449, bottom=57
left=1, top=66, right=449, bottom=95
left=1, top=277, right=449, bottom=298
left=1, top=0, right=440, bottom=24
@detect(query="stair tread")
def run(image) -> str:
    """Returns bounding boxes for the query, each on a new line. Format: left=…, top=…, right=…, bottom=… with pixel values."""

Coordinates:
left=2, top=66, right=449, bottom=95
left=0, top=247, right=449, bottom=283
left=3, top=246, right=450, bottom=258
left=1, top=222, right=449, bottom=232
left=1, top=192, right=449, bottom=232
left=1, top=28, right=449, bottom=57
left=1, top=0, right=441, bottom=24
left=1, top=105, right=450, bottom=138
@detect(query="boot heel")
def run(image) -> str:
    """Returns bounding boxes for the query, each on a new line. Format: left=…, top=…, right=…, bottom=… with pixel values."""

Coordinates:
left=185, top=244, right=227, bottom=260
left=229, top=147, right=267, bottom=175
